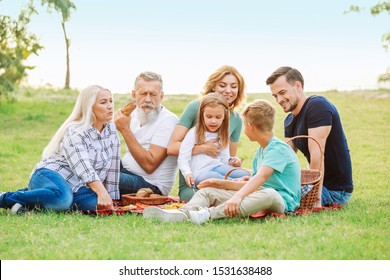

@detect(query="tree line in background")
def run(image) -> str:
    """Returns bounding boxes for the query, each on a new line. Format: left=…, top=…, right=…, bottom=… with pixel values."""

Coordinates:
left=0, top=0, right=75, bottom=99
left=0, top=1, right=389, bottom=100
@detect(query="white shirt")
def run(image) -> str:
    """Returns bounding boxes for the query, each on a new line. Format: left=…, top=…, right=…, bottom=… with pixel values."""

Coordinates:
left=121, top=106, right=178, bottom=195
left=178, top=127, right=230, bottom=179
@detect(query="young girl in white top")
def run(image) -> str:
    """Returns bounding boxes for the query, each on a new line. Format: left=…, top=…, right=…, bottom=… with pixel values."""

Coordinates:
left=178, top=93, right=249, bottom=189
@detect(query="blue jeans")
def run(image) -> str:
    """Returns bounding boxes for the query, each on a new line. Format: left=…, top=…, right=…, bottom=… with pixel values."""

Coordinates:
left=71, top=186, right=99, bottom=211
left=194, top=164, right=251, bottom=186
left=0, top=168, right=73, bottom=211
left=321, top=186, right=352, bottom=206
left=119, top=169, right=162, bottom=195
left=0, top=168, right=102, bottom=212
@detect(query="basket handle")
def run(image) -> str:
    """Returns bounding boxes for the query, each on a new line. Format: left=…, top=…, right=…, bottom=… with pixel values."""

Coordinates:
left=224, top=168, right=251, bottom=180
left=285, top=135, right=324, bottom=171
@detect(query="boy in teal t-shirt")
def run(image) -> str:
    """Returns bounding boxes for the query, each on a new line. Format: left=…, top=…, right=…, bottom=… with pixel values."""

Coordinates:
left=143, top=100, right=301, bottom=224
left=251, top=136, right=300, bottom=212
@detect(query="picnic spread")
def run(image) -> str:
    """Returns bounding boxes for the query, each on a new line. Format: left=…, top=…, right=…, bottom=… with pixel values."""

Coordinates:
left=80, top=189, right=343, bottom=218
left=81, top=196, right=182, bottom=216
left=81, top=134, right=344, bottom=219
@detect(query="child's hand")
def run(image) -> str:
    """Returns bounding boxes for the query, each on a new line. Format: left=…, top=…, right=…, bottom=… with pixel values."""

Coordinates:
left=224, top=195, right=242, bottom=217
left=232, top=176, right=251, bottom=182
left=186, top=174, right=195, bottom=187
left=197, top=178, right=224, bottom=189
left=228, top=156, right=243, bottom=167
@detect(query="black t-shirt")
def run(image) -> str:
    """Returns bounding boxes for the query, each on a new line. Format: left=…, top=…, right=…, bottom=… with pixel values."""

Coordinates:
left=284, top=95, right=353, bottom=191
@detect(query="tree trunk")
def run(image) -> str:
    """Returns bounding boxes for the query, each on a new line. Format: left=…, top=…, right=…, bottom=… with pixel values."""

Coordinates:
left=61, top=22, right=70, bottom=89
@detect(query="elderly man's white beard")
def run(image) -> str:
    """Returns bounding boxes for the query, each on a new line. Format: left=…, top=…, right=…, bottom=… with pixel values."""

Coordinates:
left=137, top=103, right=162, bottom=126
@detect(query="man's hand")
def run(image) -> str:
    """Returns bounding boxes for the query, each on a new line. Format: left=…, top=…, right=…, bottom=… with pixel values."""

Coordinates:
left=114, top=109, right=131, bottom=133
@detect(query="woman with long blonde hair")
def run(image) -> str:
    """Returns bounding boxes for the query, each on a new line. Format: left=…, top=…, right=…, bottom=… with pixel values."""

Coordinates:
left=0, top=85, right=120, bottom=214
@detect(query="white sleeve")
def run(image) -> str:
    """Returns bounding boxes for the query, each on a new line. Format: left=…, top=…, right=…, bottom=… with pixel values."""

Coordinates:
left=220, top=145, right=230, bottom=164
left=178, top=128, right=196, bottom=178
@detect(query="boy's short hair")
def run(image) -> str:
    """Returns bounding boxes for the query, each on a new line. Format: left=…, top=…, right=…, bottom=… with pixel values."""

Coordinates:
left=241, top=99, right=275, bottom=132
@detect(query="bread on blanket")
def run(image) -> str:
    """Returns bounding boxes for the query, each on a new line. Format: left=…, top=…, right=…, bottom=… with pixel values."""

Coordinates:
left=121, top=99, right=137, bottom=116
left=136, top=188, right=154, bottom=197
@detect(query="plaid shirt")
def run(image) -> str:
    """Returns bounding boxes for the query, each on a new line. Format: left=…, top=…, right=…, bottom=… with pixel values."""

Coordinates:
left=33, top=122, right=120, bottom=199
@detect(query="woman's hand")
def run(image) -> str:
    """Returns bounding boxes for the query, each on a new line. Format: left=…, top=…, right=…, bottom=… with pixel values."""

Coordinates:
left=87, top=180, right=115, bottom=211
left=224, top=195, right=242, bottom=217
left=195, top=138, right=220, bottom=158
left=97, top=192, right=114, bottom=210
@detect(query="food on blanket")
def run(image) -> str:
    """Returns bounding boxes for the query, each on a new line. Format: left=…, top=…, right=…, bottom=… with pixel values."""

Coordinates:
left=163, top=202, right=186, bottom=209
left=121, top=99, right=137, bottom=116
left=135, top=203, right=149, bottom=210
left=136, top=188, right=154, bottom=197
left=122, top=204, right=137, bottom=210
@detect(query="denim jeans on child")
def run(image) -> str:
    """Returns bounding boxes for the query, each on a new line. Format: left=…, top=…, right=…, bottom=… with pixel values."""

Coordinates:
left=194, top=164, right=251, bottom=186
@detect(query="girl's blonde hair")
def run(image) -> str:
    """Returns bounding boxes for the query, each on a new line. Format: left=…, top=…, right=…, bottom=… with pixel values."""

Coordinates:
left=201, top=65, right=245, bottom=110
left=42, top=85, right=111, bottom=159
left=196, top=93, right=230, bottom=149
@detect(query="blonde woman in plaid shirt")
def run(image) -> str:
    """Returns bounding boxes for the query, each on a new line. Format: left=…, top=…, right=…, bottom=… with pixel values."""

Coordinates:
left=0, top=85, right=120, bottom=214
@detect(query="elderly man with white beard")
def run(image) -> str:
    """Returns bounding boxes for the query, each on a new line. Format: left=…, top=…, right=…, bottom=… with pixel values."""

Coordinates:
left=114, top=71, right=179, bottom=196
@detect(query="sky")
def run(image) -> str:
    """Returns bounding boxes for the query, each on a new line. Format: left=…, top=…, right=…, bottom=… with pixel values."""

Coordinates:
left=1, top=0, right=389, bottom=94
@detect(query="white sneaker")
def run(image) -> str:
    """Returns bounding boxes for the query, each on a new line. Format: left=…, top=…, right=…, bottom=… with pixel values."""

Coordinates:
left=143, top=206, right=188, bottom=222
left=10, top=203, right=27, bottom=215
left=188, top=208, right=211, bottom=225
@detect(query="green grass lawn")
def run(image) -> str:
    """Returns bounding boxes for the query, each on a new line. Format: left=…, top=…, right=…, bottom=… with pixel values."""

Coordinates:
left=0, top=88, right=389, bottom=260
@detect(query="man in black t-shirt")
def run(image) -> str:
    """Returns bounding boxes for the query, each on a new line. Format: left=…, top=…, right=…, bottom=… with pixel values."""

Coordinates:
left=266, top=66, right=353, bottom=207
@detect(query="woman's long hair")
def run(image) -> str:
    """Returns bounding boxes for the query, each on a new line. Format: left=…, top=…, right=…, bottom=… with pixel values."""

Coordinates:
left=201, top=65, right=245, bottom=110
left=196, top=93, right=230, bottom=149
left=42, top=85, right=110, bottom=159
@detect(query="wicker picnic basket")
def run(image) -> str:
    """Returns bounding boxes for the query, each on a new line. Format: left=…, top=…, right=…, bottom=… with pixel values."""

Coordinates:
left=121, top=194, right=169, bottom=206
left=224, top=167, right=252, bottom=180
left=286, top=135, right=323, bottom=210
